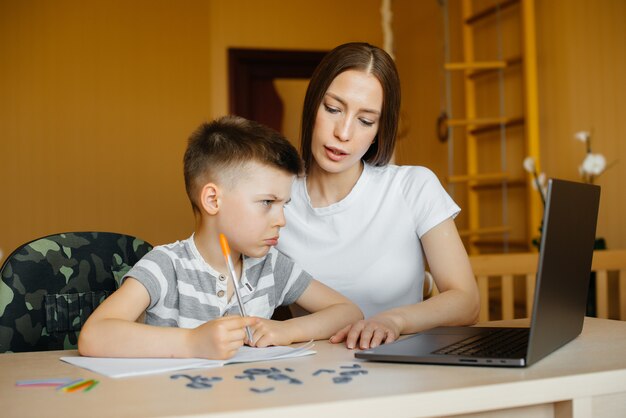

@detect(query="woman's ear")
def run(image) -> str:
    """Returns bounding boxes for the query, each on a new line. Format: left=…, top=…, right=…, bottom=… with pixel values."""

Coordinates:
left=199, top=183, right=221, bottom=215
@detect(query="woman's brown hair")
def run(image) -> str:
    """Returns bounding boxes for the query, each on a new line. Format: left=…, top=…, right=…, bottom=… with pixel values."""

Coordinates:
left=300, top=42, right=401, bottom=172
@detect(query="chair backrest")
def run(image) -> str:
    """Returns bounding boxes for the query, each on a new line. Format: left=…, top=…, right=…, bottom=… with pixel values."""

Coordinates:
left=0, top=232, right=152, bottom=353
left=426, top=249, right=626, bottom=322
left=469, top=252, right=539, bottom=322
left=591, top=249, right=626, bottom=320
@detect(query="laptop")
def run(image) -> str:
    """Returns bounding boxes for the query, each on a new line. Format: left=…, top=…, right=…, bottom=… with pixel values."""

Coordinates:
left=355, top=178, right=601, bottom=367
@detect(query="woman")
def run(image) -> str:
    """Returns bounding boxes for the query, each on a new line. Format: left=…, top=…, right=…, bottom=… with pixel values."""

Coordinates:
left=277, top=42, right=479, bottom=350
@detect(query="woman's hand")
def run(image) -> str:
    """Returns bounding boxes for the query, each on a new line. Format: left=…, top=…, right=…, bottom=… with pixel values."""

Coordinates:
left=329, top=314, right=403, bottom=349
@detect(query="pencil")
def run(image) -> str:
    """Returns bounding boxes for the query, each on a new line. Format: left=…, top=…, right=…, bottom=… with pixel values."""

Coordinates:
left=219, top=233, right=254, bottom=342
left=83, top=380, right=99, bottom=392
left=16, top=378, right=74, bottom=387
left=64, top=379, right=95, bottom=393
left=56, top=379, right=83, bottom=391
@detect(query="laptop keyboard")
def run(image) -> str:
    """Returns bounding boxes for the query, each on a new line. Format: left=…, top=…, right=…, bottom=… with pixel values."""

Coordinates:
left=432, top=328, right=529, bottom=358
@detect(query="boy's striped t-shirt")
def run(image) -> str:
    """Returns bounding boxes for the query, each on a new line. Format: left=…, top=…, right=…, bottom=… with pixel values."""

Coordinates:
left=123, top=235, right=313, bottom=328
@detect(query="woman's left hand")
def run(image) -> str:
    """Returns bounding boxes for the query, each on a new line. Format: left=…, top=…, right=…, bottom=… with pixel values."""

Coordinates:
left=329, top=315, right=402, bottom=349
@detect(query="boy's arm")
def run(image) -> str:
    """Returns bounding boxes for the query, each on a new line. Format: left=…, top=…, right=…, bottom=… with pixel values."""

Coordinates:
left=78, top=278, right=258, bottom=359
left=250, top=280, right=363, bottom=347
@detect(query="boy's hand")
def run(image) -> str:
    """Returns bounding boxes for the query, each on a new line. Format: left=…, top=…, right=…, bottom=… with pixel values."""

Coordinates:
left=329, top=315, right=401, bottom=350
left=247, top=318, right=294, bottom=348
left=189, top=316, right=259, bottom=359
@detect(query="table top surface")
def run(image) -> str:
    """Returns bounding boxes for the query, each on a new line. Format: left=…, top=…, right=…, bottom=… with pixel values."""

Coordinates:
left=2, top=317, right=626, bottom=418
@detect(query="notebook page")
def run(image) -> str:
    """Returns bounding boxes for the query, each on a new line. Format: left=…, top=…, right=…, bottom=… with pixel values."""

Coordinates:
left=60, top=342, right=315, bottom=378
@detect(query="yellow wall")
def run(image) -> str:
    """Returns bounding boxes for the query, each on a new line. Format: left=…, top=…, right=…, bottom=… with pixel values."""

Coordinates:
left=0, top=0, right=212, bottom=258
left=1, top=0, right=624, bottom=264
left=0, top=0, right=383, bottom=261
left=394, top=0, right=626, bottom=251
left=536, top=0, right=626, bottom=249
left=393, top=0, right=450, bottom=174
left=207, top=0, right=383, bottom=120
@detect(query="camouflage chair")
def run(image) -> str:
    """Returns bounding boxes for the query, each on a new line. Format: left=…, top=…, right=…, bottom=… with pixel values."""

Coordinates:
left=0, top=232, right=152, bottom=353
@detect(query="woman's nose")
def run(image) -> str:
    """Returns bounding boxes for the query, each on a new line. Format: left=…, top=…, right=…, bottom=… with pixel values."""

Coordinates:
left=334, top=117, right=353, bottom=142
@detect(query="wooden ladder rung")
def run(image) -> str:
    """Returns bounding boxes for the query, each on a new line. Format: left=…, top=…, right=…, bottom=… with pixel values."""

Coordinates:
left=469, top=117, right=525, bottom=135
left=471, top=178, right=526, bottom=190
left=469, top=56, right=523, bottom=79
left=447, top=117, right=509, bottom=127
left=445, top=61, right=506, bottom=71
left=448, top=172, right=510, bottom=183
left=465, top=0, right=520, bottom=25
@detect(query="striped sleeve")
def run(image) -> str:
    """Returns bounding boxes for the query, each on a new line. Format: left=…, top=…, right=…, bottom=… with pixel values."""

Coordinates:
left=122, top=248, right=175, bottom=310
left=273, top=250, right=313, bottom=306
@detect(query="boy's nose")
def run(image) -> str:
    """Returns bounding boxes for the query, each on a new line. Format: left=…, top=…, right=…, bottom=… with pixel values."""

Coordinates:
left=275, top=208, right=287, bottom=227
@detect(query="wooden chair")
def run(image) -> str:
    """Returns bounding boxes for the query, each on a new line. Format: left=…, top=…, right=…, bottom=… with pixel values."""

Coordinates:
left=469, top=252, right=539, bottom=322
left=591, top=249, right=626, bottom=320
left=427, top=249, right=626, bottom=322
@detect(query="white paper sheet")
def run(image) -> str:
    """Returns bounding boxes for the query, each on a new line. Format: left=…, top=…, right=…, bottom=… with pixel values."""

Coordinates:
left=60, top=342, right=315, bottom=378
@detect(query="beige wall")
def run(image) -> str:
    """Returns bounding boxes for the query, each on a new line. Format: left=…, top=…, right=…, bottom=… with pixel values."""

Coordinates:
left=536, top=0, right=626, bottom=249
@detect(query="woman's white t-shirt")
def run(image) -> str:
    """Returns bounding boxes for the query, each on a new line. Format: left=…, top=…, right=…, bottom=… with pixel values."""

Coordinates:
left=277, top=163, right=460, bottom=319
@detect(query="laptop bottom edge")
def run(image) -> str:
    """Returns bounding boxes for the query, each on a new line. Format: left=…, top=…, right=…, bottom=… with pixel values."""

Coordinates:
left=354, top=351, right=526, bottom=367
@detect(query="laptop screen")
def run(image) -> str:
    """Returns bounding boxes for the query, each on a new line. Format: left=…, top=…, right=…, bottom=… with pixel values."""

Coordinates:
left=526, top=178, right=600, bottom=365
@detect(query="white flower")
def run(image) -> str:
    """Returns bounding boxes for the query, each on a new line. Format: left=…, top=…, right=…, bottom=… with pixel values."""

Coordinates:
left=523, top=156, right=536, bottom=173
left=581, top=153, right=606, bottom=176
left=530, top=171, right=547, bottom=191
left=537, top=172, right=547, bottom=193
left=574, top=131, right=591, bottom=143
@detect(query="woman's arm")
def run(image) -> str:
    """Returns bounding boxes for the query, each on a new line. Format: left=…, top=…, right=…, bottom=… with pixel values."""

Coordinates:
left=248, top=280, right=364, bottom=347
left=330, top=218, right=480, bottom=349
left=78, top=278, right=257, bottom=359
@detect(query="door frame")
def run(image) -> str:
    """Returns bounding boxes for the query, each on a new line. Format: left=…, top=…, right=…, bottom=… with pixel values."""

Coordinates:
left=228, top=48, right=328, bottom=121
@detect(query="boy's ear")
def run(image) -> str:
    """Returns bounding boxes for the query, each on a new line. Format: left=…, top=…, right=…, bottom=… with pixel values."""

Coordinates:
left=199, top=183, right=221, bottom=215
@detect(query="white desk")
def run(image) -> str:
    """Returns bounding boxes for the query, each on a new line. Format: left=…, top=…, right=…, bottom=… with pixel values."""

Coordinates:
left=2, top=317, right=626, bottom=418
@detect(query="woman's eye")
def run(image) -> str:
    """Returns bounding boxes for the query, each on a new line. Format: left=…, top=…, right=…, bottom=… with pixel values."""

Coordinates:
left=359, top=118, right=375, bottom=127
left=324, top=104, right=340, bottom=114
left=261, top=200, right=273, bottom=207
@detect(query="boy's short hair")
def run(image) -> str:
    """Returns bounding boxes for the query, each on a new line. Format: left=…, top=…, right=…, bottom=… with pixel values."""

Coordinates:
left=184, top=115, right=303, bottom=213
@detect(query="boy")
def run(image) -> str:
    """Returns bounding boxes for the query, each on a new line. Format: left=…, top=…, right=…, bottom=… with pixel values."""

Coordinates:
left=78, top=116, right=363, bottom=360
